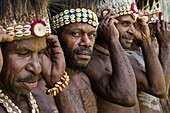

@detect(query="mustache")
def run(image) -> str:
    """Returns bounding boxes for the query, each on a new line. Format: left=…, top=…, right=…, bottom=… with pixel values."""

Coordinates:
left=18, top=74, right=41, bottom=82
left=121, top=33, right=134, bottom=39
left=74, top=46, right=93, bottom=54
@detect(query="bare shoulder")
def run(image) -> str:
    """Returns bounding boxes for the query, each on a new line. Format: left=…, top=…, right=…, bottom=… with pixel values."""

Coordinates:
left=89, top=49, right=111, bottom=70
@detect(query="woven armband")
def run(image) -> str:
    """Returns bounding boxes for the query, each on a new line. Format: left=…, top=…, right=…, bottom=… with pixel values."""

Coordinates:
left=47, top=71, right=69, bottom=96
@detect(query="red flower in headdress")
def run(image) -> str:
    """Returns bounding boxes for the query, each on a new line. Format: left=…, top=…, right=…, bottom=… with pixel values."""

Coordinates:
left=31, top=20, right=47, bottom=38
left=131, top=2, right=139, bottom=14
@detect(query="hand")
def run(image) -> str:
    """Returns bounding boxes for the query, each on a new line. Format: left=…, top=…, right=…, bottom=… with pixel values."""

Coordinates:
left=133, top=16, right=151, bottom=43
left=0, top=26, right=14, bottom=42
left=0, top=26, right=14, bottom=73
left=41, top=35, right=66, bottom=88
left=98, top=11, right=119, bottom=42
left=156, top=20, right=170, bottom=46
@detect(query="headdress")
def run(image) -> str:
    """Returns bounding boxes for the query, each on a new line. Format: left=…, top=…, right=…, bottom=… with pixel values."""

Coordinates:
left=97, top=0, right=139, bottom=20
left=137, top=0, right=162, bottom=23
left=48, top=0, right=99, bottom=29
left=160, top=0, right=170, bottom=23
left=0, top=0, right=51, bottom=41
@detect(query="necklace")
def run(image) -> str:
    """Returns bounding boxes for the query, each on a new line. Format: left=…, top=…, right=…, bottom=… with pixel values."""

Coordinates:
left=94, top=44, right=110, bottom=55
left=0, top=89, right=39, bottom=113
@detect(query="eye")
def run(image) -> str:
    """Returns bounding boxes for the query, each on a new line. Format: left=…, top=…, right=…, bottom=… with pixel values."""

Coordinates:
left=88, top=33, right=97, bottom=39
left=38, top=50, right=45, bottom=56
left=18, top=51, right=29, bottom=56
left=122, top=22, right=130, bottom=27
left=72, top=32, right=81, bottom=37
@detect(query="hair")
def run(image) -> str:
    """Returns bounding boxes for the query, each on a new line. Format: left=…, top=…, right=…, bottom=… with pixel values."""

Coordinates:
left=136, top=0, right=160, bottom=10
left=0, top=0, right=48, bottom=26
left=48, top=0, right=97, bottom=16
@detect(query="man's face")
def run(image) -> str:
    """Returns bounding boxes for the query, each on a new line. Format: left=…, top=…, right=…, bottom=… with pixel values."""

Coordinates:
left=116, top=15, right=136, bottom=49
left=59, top=23, right=97, bottom=71
left=0, top=37, right=47, bottom=95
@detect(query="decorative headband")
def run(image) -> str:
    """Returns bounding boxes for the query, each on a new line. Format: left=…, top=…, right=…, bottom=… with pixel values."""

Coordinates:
left=51, top=8, right=99, bottom=29
left=142, top=12, right=163, bottom=23
left=138, top=0, right=163, bottom=23
left=141, top=9, right=163, bottom=23
left=2, top=19, right=51, bottom=40
left=99, top=2, right=139, bottom=20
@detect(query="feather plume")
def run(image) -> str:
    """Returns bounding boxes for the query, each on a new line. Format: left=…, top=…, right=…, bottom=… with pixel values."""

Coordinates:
left=0, top=0, right=49, bottom=26
left=48, top=0, right=97, bottom=16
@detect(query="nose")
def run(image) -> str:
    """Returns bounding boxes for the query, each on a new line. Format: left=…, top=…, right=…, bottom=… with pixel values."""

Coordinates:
left=127, top=24, right=135, bottom=34
left=26, top=54, right=42, bottom=75
left=79, top=34, right=93, bottom=47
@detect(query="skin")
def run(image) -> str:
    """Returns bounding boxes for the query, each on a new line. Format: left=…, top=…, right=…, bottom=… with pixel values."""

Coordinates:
left=0, top=34, right=63, bottom=113
left=59, top=23, right=96, bottom=71
left=156, top=20, right=170, bottom=113
left=53, top=23, right=98, bottom=113
left=85, top=13, right=137, bottom=107
left=85, top=13, right=166, bottom=113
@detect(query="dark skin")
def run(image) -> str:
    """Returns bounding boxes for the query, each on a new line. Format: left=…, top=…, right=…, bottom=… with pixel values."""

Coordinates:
left=85, top=13, right=137, bottom=107
left=156, top=20, right=170, bottom=113
left=85, top=13, right=166, bottom=113
left=0, top=33, right=64, bottom=113
left=52, top=23, right=98, bottom=113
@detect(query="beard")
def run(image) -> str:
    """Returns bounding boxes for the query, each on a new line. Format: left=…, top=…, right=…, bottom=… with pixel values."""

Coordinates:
left=63, top=45, right=93, bottom=71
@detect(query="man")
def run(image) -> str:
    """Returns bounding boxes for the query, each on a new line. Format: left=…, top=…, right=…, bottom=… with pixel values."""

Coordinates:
left=157, top=20, right=170, bottom=113
left=0, top=0, right=66, bottom=112
left=157, top=0, right=170, bottom=112
left=48, top=0, right=98, bottom=113
left=84, top=0, right=166, bottom=113
left=48, top=0, right=137, bottom=112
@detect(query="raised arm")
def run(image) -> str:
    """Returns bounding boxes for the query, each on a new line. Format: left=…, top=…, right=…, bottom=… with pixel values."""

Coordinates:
left=0, top=26, right=14, bottom=73
left=156, top=20, right=170, bottom=96
left=41, top=35, right=85, bottom=113
left=133, top=17, right=166, bottom=97
left=85, top=13, right=137, bottom=107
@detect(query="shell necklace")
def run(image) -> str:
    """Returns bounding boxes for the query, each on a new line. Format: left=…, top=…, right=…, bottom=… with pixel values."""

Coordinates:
left=0, top=89, right=39, bottom=113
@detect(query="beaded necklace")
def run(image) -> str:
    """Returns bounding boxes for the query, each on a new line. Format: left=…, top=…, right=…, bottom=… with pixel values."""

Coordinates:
left=0, top=89, right=39, bottom=113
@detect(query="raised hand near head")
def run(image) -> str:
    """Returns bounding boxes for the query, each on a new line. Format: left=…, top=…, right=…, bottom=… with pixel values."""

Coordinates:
left=133, top=16, right=151, bottom=43
left=156, top=20, right=170, bottom=46
left=41, top=35, right=66, bottom=88
left=0, top=26, right=14, bottom=73
left=98, top=10, right=119, bottom=42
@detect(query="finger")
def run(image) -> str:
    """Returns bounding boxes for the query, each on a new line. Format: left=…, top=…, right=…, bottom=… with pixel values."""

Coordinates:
left=160, top=20, right=165, bottom=31
left=0, top=34, right=14, bottom=42
left=165, top=21, right=168, bottom=30
left=156, top=20, right=161, bottom=32
left=0, top=27, right=5, bottom=34
left=137, top=16, right=148, bottom=26
left=108, top=17, right=118, bottom=25
left=46, top=35, right=64, bottom=55
left=47, top=35, right=61, bottom=47
left=5, top=36, right=14, bottom=42
left=167, top=24, right=170, bottom=31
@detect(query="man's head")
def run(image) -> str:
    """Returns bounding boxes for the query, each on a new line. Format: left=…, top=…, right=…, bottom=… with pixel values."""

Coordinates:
left=116, top=15, right=136, bottom=49
left=97, top=0, right=139, bottom=49
left=48, top=0, right=98, bottom=71
left=136, top=0, right=162, bottom=37
left=0, top=0, right=51, bottom=95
